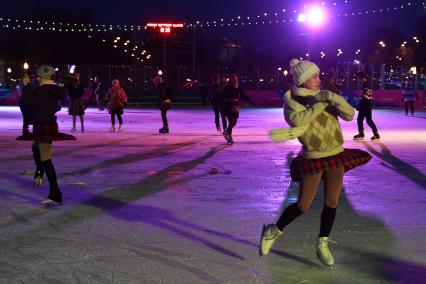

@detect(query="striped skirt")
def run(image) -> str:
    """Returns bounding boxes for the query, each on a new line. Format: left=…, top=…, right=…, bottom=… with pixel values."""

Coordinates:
left=290, top=148, right=372, bottom=182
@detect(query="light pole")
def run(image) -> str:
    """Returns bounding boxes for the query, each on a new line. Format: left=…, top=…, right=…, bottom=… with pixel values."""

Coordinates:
left=298, top=6, right=326, bottom=61
left=277, top=67, right=281, bottom=90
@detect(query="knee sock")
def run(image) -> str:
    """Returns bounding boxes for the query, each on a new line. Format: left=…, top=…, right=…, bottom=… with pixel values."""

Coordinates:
left=276, top=203, right=303, bottom=231
left=319, top=206, right=337, bottom=237
left=42, top=159, right=62, bottom=202
left=31, top=144, right=44, bottom=178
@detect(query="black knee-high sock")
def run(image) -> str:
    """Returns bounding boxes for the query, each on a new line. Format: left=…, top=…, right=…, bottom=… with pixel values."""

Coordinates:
left=319, top=206, right=337, bottom=237
left=42, top=159, right=62, bottom=202
left=31, top=144, right=44, bottom=178
left=275, top=203, right=303, bottom=231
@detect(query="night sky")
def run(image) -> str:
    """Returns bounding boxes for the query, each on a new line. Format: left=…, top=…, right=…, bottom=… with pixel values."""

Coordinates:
left=2, top=0, right=425, bottom=62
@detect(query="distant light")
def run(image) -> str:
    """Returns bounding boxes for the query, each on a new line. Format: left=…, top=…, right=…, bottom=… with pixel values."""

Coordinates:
left=297, top=13, right=307, bottom=22
left=410, top=66, right=417, bottom=75
left=283, top=70, right=289, bottom=76
left=23, top=62, right=29, bottom=70
left=158, top=70, right=163, bottom=76
left=277, top=67, right=282, bottom=71
left=7, top=67, right=12, bottom=73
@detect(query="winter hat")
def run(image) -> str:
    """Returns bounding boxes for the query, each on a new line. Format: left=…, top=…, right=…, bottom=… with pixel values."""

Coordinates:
left=152, top=76, right=163, bottom=86
left=289, top=58, right=320, bottom=86
left=36, top=65, right=55, bottom=80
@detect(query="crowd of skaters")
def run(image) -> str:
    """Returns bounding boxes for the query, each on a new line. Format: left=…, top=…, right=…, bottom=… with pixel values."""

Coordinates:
left=13, top=59, right=420, bottom=267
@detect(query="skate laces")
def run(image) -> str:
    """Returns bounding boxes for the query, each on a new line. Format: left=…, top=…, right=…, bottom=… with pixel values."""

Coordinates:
left=264, top=225, right=282, bottom=240
left=319, top=238, right=337, bottom=246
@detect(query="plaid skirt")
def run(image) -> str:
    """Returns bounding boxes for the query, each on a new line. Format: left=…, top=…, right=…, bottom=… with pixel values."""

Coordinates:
left=290, top=148, right=372, bottom=182
left=16, top=121, right=76, bottom=143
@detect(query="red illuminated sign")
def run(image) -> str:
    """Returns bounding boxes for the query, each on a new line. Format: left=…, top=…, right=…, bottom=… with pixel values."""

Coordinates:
left=146, top=22, right=184, bottom=34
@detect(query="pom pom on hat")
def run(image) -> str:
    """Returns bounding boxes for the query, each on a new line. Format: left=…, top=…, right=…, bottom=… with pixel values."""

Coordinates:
left=289, top=58, right=320, bottom=86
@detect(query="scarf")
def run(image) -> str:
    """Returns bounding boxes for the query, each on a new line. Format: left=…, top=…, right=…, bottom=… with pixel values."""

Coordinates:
left=269, top=87, right=320, bottom=143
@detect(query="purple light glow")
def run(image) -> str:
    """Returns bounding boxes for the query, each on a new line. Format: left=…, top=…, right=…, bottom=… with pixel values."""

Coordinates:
left=307, top=6, right=326, bottom=27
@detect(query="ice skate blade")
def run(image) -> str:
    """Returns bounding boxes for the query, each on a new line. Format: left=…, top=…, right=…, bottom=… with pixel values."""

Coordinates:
left=259, top=225, right=266, bottom=257
left=41, top=199, right=62, bottom=206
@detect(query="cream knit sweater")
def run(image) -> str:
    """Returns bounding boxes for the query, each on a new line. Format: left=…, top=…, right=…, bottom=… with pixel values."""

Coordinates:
left=282, top=87, right=354, bottom=159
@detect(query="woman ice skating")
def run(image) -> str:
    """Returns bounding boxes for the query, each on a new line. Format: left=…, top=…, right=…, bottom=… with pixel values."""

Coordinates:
left=67, top=72, right=85, bottom=132
left=353, top=72, right=380, bottom=142
left=106, top=79, right=127, bottom=132
left=152, top=76, right=173, bottom=133
left=221, top=74, right=255, bottom=144
left=16, top=65, right=76, bottom=205
left=261, top=59, right=372, bottom=266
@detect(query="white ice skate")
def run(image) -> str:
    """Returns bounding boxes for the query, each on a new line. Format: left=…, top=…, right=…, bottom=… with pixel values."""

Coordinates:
left=259, top=224, right=282, bottom=256
left=316, top=237, right=337, bottom=266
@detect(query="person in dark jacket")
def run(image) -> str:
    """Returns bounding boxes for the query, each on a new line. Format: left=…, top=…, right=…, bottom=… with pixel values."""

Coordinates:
left=153, top=76, right=173, bottom=133
left=19, top=65, right=75, bottom=205
left=67, top=72, right=85, bottom=132
left=401, top=81, right=419, bottom=115
left=353, top=72, right=380, bottom=142
left=208, top=74, right=227, bottom=133
left=19, top=73, right=32, bottom=135
left=221, top=74, right=255, bottom=144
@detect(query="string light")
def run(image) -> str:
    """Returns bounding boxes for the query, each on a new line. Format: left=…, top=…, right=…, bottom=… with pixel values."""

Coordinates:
left=188, top=0, right=423, bottom=28
left=1, top=1, right=422, bottom=32
left=0, top=17, right=143, bottom=32
left=94, top=35, right=151, bottom=63
left=298, top=35, right=420, bottom=60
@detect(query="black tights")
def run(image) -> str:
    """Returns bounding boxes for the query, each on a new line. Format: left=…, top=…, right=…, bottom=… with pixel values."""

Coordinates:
left=111, top=113, right=123, bottom=125
left=357, top=104, right=378, bottom=134
left=226, top=114, right=238, bottom=135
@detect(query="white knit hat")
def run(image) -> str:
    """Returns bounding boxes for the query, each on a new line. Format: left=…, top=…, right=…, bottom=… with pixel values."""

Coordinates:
left=289, top=58, right=320, bottom=86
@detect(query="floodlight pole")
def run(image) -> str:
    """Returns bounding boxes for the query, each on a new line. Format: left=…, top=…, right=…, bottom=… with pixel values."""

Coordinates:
left=307, top=30, right=311, bottom=61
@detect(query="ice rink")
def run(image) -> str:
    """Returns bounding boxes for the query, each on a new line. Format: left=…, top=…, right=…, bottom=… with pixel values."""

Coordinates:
left=0, top=106, right=425, bottom=283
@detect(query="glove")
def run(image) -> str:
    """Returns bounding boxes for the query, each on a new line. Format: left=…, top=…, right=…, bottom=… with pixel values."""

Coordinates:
left=315, top=91, right=334, bottom=103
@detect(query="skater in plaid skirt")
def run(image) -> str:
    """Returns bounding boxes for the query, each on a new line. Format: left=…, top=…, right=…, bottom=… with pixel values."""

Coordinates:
left=259, top=59, right=371, bottom=266
left=16, top=65, right=75, bottom=205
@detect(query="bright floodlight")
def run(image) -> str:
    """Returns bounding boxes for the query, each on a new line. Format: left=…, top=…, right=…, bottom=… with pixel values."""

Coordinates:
left=307, top=6, right=325, bottom=26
